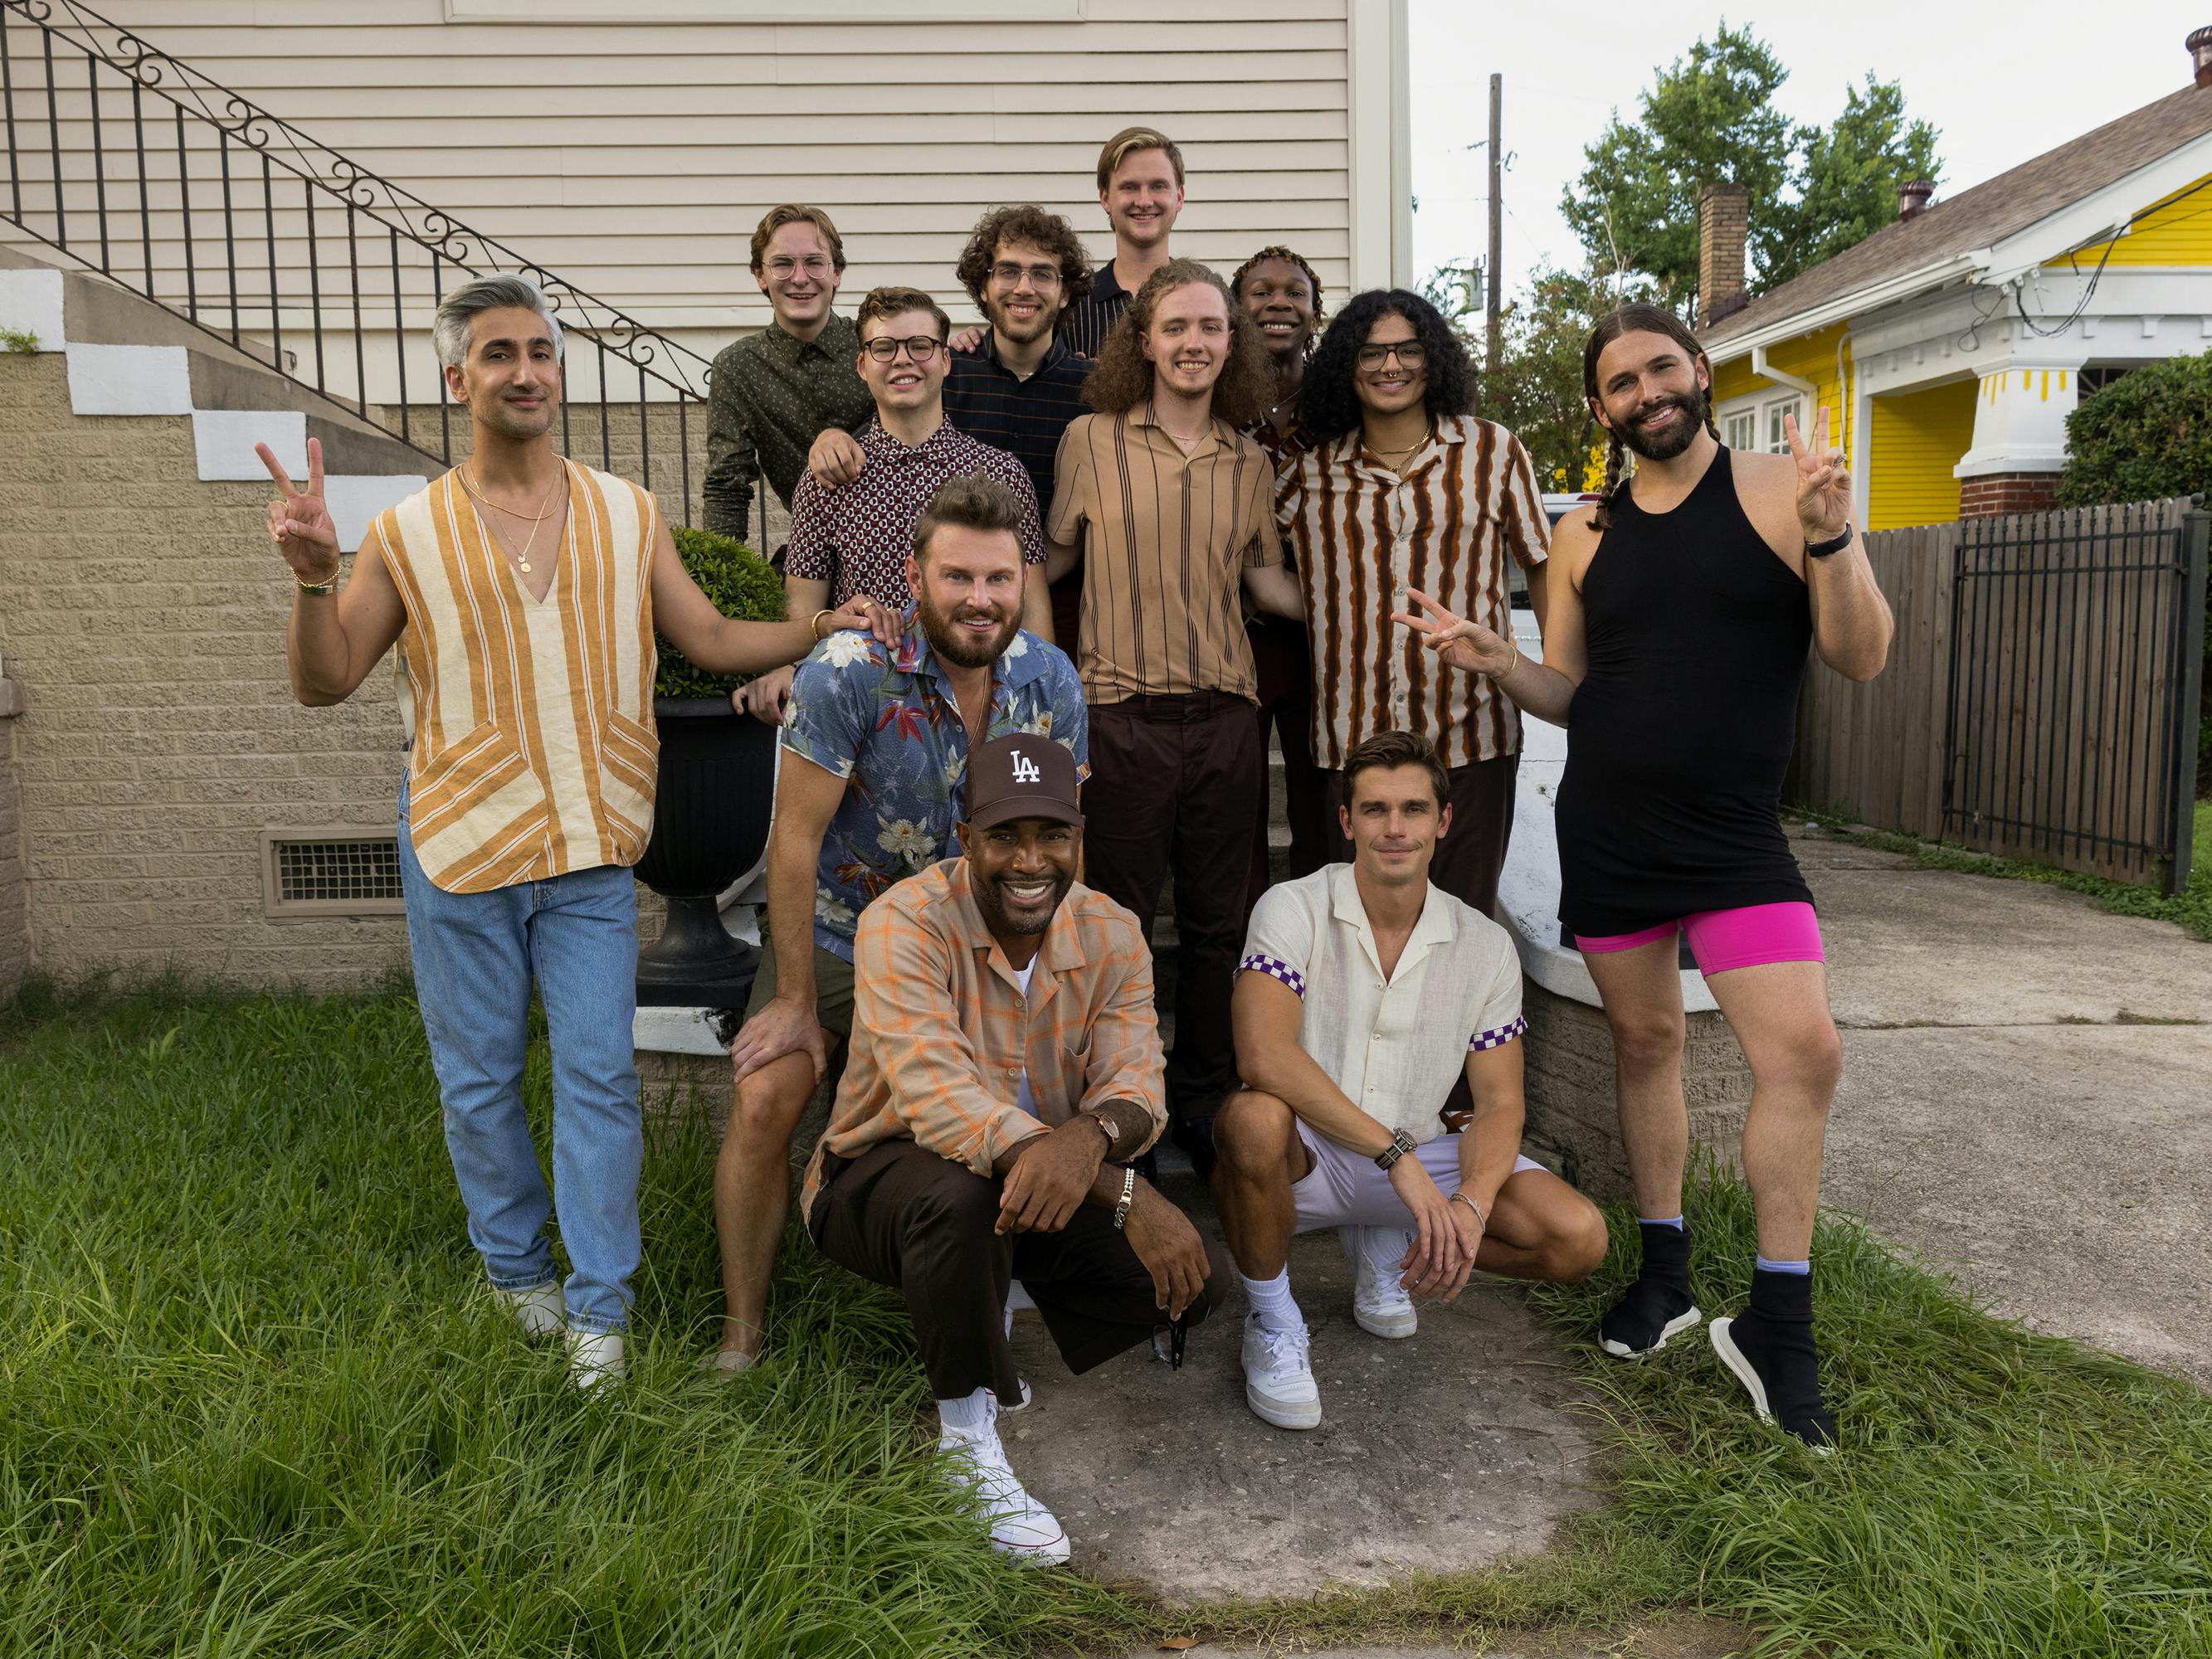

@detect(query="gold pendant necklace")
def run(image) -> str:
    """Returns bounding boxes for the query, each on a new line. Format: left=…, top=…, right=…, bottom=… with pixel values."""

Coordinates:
left=460, top=463, right=565, bottom=575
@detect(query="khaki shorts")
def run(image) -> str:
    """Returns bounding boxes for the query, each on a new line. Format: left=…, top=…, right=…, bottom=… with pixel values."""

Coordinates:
left=745, top=931, right=859, bottom=1041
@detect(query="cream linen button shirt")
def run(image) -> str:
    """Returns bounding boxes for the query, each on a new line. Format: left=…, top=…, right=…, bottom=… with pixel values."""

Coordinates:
left=1237, top=864, right=1526, bottom=1143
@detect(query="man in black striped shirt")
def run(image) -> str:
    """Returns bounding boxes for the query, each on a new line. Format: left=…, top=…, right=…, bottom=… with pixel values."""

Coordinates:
left=1058, top=126, right=1186, bottom=359
left=945, top=205, right=1098, bottom=648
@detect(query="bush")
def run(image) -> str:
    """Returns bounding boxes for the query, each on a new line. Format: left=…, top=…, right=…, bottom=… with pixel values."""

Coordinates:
left=654, top=526, right=785, bottom=701
left=2056, top=349, right=2211, bottom=508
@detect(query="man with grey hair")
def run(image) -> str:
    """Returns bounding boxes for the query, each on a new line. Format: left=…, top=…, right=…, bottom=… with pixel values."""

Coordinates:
left=255, top=273, right=894, bottom=1389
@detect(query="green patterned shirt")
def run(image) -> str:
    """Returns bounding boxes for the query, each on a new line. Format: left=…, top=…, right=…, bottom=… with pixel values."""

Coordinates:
left=702, top=314, right=875, bottom=543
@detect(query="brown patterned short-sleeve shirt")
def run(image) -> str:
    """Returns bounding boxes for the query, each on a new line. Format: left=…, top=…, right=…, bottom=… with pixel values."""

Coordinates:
left=1047, top=405, right=1283, bottom=704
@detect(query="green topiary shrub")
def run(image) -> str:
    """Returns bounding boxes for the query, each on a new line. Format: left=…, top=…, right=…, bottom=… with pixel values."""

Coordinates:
left=654, top=525, right=787, bottom=701
left=2056, top=350, right=2211, bottom=508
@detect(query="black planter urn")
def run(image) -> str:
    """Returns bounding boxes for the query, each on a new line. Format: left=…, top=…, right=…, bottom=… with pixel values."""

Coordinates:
left=633, top=698, right=777, bottom=1008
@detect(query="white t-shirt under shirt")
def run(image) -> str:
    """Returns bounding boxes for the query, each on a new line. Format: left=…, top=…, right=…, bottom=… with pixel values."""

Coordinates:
left=1237, top=864, right=1526, bottom=1143
left=1011, top=958, right=1038, bottom=1118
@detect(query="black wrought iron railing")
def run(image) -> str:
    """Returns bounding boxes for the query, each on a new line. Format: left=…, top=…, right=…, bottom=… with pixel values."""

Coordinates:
left=0, top=0, right=746, bottom=531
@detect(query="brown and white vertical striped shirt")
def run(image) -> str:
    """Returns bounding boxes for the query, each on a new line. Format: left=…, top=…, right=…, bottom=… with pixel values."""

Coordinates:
left=1048, top=404, right=1284, bottom=704
left=1274, top=415, right=1548, bottom=769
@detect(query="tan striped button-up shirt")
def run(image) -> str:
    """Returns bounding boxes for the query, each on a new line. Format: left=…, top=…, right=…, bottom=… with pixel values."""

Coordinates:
left=1047, top=405, right=1284, bottom=704
left=1274, top=415, right=1548, bottom=769
left=373, top=460, right=660, bottom=893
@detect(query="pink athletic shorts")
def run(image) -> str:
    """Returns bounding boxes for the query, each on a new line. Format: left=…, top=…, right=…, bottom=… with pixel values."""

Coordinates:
left=1574, top=901, right=1825, bottom=975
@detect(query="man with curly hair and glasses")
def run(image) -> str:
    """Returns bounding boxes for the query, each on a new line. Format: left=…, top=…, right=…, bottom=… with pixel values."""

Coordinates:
left=1277, top=289, right=1551, bottom=922
left=1044, top=259, right=1305, bottom=1177
left=943, top=205, right=1099, bottom=649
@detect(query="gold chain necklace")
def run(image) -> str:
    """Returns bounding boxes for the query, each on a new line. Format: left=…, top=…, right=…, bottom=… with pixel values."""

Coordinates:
left=459, top=463, right=565, bottom=575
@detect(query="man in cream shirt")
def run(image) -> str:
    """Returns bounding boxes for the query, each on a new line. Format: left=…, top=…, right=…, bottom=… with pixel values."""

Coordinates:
left=1211, top=730, right=1609, bottom=1428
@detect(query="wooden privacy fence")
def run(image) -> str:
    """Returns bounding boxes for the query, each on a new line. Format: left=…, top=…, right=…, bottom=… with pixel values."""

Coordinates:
left=1790, top=496, right=2209, bottom=893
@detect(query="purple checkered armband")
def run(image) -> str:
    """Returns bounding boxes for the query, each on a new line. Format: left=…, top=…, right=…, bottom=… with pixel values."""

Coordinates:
left=1238, top=954, right=1307, bottom=998
left=1468, top=1014, right=1527, bottom=1052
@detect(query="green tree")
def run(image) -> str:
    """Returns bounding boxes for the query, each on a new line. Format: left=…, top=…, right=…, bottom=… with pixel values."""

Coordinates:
left=1563, top=25, right=1942, bottom=313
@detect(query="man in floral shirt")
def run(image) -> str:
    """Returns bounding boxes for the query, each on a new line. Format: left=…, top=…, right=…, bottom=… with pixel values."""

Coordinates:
left=706, top=474, right=1088, bottom=1372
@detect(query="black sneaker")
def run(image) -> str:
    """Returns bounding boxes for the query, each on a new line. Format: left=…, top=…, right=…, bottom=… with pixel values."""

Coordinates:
left=1599, top=1219, right=1700, bottom=1359
left=1708, top=1268, right=1837, bottom=1451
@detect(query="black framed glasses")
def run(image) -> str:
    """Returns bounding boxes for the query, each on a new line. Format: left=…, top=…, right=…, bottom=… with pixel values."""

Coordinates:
left=1357, top=341, right=1427, bottom=369
left=989, top=262, right=1063, bottom=289
left=862, top=336, right=947, bottom=363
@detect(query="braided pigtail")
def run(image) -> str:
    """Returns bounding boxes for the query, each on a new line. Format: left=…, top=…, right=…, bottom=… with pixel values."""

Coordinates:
left=1591, top=431, right=1629, bottom=532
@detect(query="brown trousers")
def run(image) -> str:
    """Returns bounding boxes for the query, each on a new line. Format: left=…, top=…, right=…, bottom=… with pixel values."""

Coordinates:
left=1081, top=692, right=1262, bottom=1151
left=1245, top=617, right=1331, bottom=917
left=809, top=1137, right=1229, bottom=1406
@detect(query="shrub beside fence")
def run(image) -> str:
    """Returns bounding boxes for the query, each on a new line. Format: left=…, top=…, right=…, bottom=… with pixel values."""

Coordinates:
left=1791, top=495, right=2208, bottom=894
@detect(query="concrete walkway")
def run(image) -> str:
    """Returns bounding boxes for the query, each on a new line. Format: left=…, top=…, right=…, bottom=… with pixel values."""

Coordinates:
left=1797, top=824, right=2212, bottom=1388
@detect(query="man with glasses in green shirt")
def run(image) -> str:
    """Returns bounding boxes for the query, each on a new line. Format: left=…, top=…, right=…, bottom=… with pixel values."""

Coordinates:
left=703, top=205, right=875, bottom=550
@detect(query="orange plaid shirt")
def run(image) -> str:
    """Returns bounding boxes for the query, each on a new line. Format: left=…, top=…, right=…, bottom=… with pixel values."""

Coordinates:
left=800, top=858, right=1167, bottom=1214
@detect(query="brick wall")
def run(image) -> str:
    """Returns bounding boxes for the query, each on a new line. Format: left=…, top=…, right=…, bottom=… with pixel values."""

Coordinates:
left=1958, top=471, right=2061, bottom=518
left=0, top=353, right=411, bottom=990
left=0, top=679, right=25, bottom=995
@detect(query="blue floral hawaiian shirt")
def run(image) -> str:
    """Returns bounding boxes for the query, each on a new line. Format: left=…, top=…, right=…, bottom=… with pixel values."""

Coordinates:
left=780, top=615, right=1089, bottom=961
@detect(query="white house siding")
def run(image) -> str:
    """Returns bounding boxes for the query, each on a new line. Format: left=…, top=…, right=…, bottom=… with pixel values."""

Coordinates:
left=2, top=0, right=1408, bottom=393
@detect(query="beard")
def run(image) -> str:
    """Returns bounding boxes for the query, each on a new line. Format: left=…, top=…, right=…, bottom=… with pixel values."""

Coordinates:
left=987, top=293, right=1058, bottom=344
left=972, top=862, right=1074, bottom=938
left=1615, top=382, right=1711, bottom=462
left=917, top=586, right=1021, bottom=669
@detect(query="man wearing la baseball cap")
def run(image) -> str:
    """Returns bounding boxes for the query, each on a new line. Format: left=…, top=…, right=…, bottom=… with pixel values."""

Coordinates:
left=801, top=733, right=1227, bottom=1567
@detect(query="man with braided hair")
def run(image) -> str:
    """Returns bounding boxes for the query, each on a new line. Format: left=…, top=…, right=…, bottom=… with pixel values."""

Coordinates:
left=1395, top=304, right=1893, bottom=1449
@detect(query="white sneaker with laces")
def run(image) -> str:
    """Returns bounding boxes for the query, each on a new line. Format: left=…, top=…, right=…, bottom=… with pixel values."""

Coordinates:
left=494, top=1281, right=565, bottom=1337
left=565, top=1327, right=625, bottom=1392
left=941, top=1420, right=1069, bottom=1566
left=1342, top=1225, right=1419, bottom=1340
left=1240, top=1313, right=1323, bottom=1430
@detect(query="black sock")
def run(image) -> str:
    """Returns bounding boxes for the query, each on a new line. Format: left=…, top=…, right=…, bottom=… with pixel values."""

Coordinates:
left=1600, top=1219, right=1698, bottom=1354
left=1729, top=1267, right=1837, bottom=1447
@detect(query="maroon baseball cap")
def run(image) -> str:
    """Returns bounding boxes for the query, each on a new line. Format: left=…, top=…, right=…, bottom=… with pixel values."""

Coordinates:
left=966, top=734, right=1084, bottom=830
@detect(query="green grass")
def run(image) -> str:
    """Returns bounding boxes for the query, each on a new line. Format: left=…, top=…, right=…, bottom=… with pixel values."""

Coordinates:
left=1792, top=800, right=2212, bottom=941
left=4, top=978, right=2209, bottom=1656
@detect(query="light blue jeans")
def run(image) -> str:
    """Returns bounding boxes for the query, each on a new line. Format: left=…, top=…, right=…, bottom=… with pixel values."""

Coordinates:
left=397, top=783, right=643, bottom=1334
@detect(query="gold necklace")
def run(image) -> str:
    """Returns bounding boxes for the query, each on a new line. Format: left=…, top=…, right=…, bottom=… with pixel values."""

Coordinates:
left=460, top=464, right=565, bottom=575
left=1362, top=424, right=1433, bottom=460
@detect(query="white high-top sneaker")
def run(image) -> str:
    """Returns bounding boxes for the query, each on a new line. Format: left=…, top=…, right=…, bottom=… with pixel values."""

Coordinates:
left=1342, top=1225, right=1419, bottom=1339
left=493, top=1281, right=565, bottom=1337
left=941, top=1417, right=1070, bottom=1566
left=1240, top=1312, right=1322, bottom=1430
left=565, top=1327, right=626, bottom=1393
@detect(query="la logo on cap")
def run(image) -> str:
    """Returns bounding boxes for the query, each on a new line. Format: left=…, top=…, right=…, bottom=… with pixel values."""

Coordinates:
left=1009, top=749, right=1043, bottom=785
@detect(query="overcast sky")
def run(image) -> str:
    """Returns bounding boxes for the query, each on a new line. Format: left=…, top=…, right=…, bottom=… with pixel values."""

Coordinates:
left=1408, top=2, right=2210, bottom=299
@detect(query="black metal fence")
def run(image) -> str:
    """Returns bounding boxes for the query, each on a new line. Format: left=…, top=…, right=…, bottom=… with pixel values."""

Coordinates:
left=1942, top=496, right=2208, bottom=893
left=0, top=0, right=752, bottom=533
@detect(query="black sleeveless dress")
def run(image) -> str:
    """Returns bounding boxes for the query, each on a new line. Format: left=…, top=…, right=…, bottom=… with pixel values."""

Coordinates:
left=1553, top=445, right=1815, bottom=938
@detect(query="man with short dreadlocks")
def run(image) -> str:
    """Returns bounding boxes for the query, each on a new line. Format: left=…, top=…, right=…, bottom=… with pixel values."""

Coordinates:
left=1395, top=304, right=1893, bottom=1450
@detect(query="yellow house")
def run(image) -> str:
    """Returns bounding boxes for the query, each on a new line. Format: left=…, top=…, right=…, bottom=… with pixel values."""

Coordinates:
left=1698, top=32, right=2212, bottom=530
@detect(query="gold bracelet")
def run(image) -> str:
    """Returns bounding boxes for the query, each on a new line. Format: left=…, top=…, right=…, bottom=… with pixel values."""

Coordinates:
left=295, top=560, right=341, bottom=596
left=809, top=607, right=836, bottom=640
left=1488, top=635, right=1519, bottom=679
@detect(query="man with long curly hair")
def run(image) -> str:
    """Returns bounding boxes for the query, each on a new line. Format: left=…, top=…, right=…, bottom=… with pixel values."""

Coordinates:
left=944, top=205, right=1099, bottom=648
left=1044, top=260, right=1305, bottom=1176
left=1277, top=289, right=1551, bottom=920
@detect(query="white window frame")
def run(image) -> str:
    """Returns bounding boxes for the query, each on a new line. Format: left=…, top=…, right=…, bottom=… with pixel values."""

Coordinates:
left=1762, top=393, right=1805, bottom=455
left=1722, top=409, right=1757, bottom=452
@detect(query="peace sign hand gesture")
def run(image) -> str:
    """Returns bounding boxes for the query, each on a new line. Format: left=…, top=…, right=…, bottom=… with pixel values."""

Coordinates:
left=258, top=436, right=341, bottom=584
left=1783, top=407, right=1851, bottom=542
left=1391, top=586, right=1515, bottom=679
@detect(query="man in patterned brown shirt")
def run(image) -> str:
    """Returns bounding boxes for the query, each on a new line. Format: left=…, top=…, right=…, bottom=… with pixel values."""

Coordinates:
left=805, top=735, right=1224, bottom=1565
left=1045, top=260, right=1304, bottom=1176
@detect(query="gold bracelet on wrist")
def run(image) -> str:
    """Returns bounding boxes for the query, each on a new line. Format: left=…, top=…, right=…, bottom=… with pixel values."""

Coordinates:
left=809, top=607, right=836, bottom=640
left=1488, top=636, right=1519, bottom=679
left=295, top=561, right=341, bottom=596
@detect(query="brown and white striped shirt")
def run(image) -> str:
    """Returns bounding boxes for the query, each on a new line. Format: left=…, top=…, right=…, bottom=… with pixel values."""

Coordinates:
left=1048, top=404, right=1284, bottom=704
left=1274, top=415, right=1547, bottom=769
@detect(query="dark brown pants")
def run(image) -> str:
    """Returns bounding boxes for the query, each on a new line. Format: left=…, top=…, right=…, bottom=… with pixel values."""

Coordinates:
left=1246, top=618, right=1331, bottom=917
left=809, top=1137, right=1229, bottom=1406
left=1082, top=692, right=1262, bottom=1151
left=1318, top=750, right=1521, bottom=917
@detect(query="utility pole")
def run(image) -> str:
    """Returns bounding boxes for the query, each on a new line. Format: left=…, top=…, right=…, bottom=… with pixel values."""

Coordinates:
left=1485, top=72, right=1503, bottom=380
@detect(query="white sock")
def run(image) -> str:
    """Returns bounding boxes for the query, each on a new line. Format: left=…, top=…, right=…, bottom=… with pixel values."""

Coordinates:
left=1355, top=1224, right=1415, bottom=1272
left=937, top=1386, right=994, bottom=1439
left=1240, top=1269, right=1303, bottom=1334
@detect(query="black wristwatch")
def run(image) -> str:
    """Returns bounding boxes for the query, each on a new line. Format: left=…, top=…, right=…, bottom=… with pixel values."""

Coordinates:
left=1805, top=523, right=1854, bottom=559
left=1373, top=1127, right=1418, bottom=1170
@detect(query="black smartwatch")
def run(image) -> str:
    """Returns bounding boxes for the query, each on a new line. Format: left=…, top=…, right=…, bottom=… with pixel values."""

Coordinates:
left=1805, top=523, right=1854, bottom=559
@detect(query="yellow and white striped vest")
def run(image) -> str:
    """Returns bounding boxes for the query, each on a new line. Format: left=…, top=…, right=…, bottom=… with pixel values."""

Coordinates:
left=370, top=460, right=660, bottom=893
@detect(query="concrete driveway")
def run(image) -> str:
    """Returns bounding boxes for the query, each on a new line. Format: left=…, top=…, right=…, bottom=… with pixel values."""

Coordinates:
left=1798, top=825, right=2212, bottom=1389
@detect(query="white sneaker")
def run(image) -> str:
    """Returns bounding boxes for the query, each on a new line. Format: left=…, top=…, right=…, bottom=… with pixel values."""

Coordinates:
left=1240, top=1313, right=1322, bottom=1430
left=1342, top=1225, right=1419, bottom=1340
left=942, top=1421, right=1070, bottom=1566
left=493, top=1281, right=565, bottom=1337
left=566, top=1328, right=625, bottom=1392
